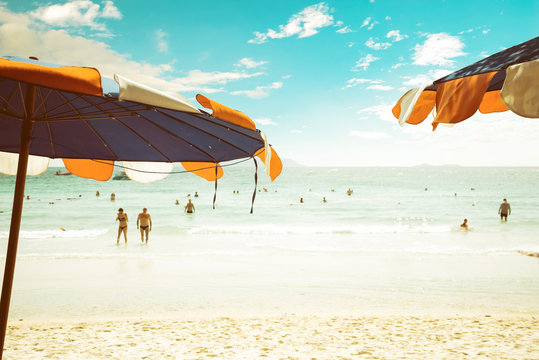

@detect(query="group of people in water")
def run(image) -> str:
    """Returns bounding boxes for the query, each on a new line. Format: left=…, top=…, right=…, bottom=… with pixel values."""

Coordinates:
left=460, top=198, right=512, bottom=230
left=112, top=196, right=197, bottom=244
left=116, top=207, right=152, bottom=244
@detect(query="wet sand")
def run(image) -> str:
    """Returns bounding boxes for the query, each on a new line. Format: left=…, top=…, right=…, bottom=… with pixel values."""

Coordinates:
left=5, top=315, right=538, bottom=359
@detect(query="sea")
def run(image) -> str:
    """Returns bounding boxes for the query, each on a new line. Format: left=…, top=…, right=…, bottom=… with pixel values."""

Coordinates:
left=0, top=165, right=538, bottom=320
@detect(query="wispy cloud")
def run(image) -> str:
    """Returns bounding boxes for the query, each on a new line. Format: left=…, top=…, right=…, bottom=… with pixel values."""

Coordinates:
left=155, top=29, right=168, bottom=53
left=349, top=130, right=391, bottom=139
left=336, top=25, right=353, bottom=34
left=291, top=129, right=303, bottom=134
left=249, top=2, right=335, bottom=44
left=366, top=84, right=393, bottom=91
left=230, top=82, right=283, bottom=99
left=30, top=0, right=122, bottom=32
left=413, top=33, right=466, bottom=66
left=360, top=17, right=371, bottom=28
left=365, top=37, right=391, bottom=50
left=401, top=69, right=451, bottom=87
left=361, top=17, right=378, bottom=30
left=357, top=104, right=395, bottom=123
left=236, top=57, right=268, bottom=69
left=353, top=54, right=379, bottom=70
left=254, top=118, right=277, bottom=126
left=345, top=78, right=382, bottom=88
left=386, top=30, right=407, bottom=42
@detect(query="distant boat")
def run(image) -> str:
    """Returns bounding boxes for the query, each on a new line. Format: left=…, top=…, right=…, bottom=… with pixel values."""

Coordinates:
left=112, top=171, right=129, bottom=180
left=55, top=170, right=71, bottom=176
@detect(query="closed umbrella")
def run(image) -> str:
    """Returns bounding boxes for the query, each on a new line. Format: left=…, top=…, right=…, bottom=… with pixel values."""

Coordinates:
left=392, top=36, right=539, bottom=129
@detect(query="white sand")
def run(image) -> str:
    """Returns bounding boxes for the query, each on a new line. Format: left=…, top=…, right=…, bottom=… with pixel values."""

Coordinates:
left=4, top=315, right=538, bottom=359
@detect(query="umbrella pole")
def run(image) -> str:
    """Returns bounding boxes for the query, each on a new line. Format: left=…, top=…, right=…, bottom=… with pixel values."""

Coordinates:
left=0, top=85, right=35, bottom=358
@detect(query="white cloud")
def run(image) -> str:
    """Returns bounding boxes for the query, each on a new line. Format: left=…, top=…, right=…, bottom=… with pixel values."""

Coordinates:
left=385, top=16, right=391, bottom=20
left=368, top=21, right=378, bottom=30
left=254, top=118, right=277, bottom=126
left=366, top=84, right=394, bottom=91
left=101, top=1, right=121, bottom=19
left=458, top=28, right=473, bottom=35
left=412, top=33, right=466, bottom=66
left=249, top=2, right=334, bottom=44
left=349, top=131, right=391, bottom=140
left=175, top=70, right=264, bottom=87
left=0, top=4, right=267, bottom=95
left=348, top=42, right=355, bottom=47
left=401, top=69, right=451, bottom=87
left=360, top=17, right=371, bottom=28
left=386, top=30, right=407, bottom=42
left=357, top=104, right=395, bottom=123
left=482, top=29, right=490, bottom=34
left=353, top=54, right=379, bottom=70
left=31, top=0, right=121, bottom=32
left=230, top=82, right=283, bottom=99
left=365, top=37, right=391, bottom=50
left=291, top=129, right=303, bottom=134
left=345, top=77, right=383, bottom=88
left=155, top=29, right=168, bottom=53
left=392, top=63, right=405, bottom=69
left=236, top=57, right=268, bottom=69
left=336, top=26, right=353, bottom=34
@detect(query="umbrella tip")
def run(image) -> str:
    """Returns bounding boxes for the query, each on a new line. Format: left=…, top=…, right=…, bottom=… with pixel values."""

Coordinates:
left=29, top=56, right=39, bottom=61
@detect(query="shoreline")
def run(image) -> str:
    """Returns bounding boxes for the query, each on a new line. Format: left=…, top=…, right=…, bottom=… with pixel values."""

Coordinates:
left=5, top=314, right=538, bottom=359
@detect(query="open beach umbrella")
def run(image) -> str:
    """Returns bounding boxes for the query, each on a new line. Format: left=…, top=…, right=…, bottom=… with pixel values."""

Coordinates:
left=0, top=55, right=282, bottom=357
left=392, top=36, right=539, bottom=130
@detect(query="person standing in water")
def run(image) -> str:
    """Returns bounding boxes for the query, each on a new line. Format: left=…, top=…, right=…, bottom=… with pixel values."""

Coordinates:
left=137, top=208, right=152, bottom=244
left=185, top=199, right=195, bottom=214
left=460, top=219, right=469, bottom=230
left=116, top=208, right=128, bottom=244
left=499, top=198, right=511, bottom=222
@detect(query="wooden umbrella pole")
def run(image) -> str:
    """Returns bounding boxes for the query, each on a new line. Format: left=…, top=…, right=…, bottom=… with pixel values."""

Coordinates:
left=0, top=85, right=35, bottom=359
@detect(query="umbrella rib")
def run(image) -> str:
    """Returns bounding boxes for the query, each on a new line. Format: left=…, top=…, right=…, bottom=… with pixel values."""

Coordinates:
left=81, top=96, right=172, bottom=162
left=33, top=88, right=54, bottom=117
left=0, top=82, right=22, bottom=118
left=153, top=108, right=253, bottom=158
left=189, top=112, right=264, bottom=144
left=80, top=119, right=120, bottom=160
left=123, top=111, right=216, bottom=162
left=45, top=122, right=57, bottom=158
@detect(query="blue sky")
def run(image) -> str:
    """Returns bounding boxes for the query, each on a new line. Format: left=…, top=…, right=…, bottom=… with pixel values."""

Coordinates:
left=3, top=0, right=539, bottom=166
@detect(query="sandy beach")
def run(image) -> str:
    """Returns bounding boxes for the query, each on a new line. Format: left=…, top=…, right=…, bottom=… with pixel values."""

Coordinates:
left=5, top=315, right=538, bottom=359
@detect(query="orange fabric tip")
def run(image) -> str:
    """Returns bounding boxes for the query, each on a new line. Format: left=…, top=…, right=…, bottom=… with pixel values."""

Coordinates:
left=196, top=94, right=256, bottom=130
left=62, top=159, right=114, bottom=181
left=392, top=89, right=412, bottom=119
left=256, top=146, right=283, bottom=182
left=405, top=90, right=436, bottom=125
left=0, top=57, right=102, bottom=96
left=479, top=90, right=510, bottom=114
left=181, top=162, right=223, bottom=181
left=433, top=71, right=498, bottom=130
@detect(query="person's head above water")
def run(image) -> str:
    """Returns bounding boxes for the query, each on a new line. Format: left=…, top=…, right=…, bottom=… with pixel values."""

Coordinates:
left=143, top=208, right=147, bottom=213
left=118, top=208, right=123, bottom=213
left=463, top=219, right=467, bottom=223
left=503, top=198, right=507, bottom=202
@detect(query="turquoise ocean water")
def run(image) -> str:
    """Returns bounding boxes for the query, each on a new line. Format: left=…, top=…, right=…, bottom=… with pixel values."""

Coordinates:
left=0, top=166, right=538, bottom=319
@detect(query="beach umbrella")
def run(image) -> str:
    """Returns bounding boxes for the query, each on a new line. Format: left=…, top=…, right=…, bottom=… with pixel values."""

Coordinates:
left=0, top=56, right=282, bottom=357
left=392, top=36, right=539, bottom=130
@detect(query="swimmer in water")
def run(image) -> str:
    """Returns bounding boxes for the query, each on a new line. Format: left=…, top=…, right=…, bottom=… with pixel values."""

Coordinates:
left=96, top=191, right=100, bottom=197
left=116, top=208, right=128, bottom=244
left=460, top=219, right=468, bottom=230
left=185, top=199, right=195, bottom=214
left=110, top=193, right=116, bottom=201
left=498, top=198, right=511, bottom=222
left=137, top=208, right=152, bottom=244
left=322, top=197, right=327, bottom=203
left=175, top=200, right=180, bottom=205
left=194, top=192, right=199, bottom=198
left=300, top=197, right=304, bottom=203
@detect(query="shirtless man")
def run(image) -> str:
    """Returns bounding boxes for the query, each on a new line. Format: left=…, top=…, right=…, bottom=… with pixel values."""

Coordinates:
left=185, top=199, right=195, bottom=214
left=499, top=198, right=511, bottom=222
left=116, top=208, right=128, bottom=244
left=137, top=208, right=152, bottom=243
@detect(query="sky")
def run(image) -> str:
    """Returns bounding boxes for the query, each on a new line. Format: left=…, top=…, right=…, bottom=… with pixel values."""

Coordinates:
left=2, top=0, right=538, bottom=166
